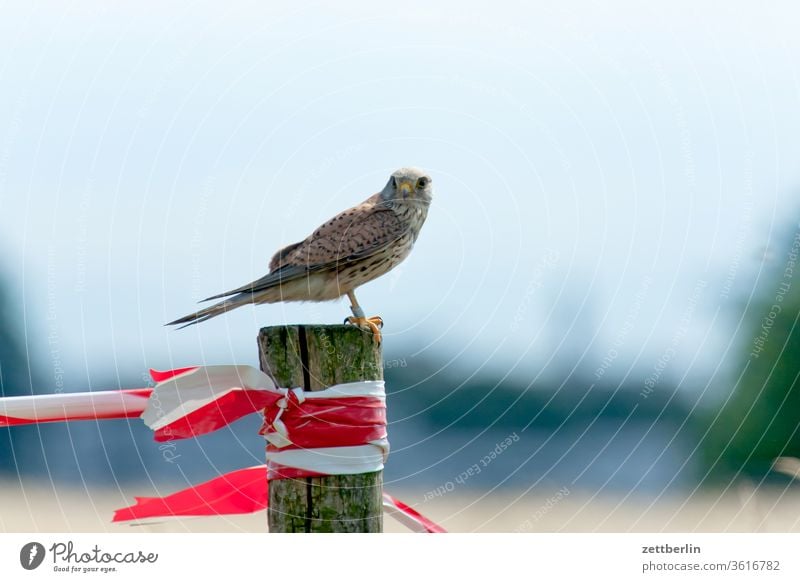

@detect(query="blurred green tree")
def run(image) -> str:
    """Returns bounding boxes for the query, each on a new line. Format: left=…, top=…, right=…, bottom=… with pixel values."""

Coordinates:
left=704, top=221, right=800, bottom=479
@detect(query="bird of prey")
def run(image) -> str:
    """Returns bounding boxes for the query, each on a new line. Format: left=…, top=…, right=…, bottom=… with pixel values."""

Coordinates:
left=167, top=167, right=433, bottom=342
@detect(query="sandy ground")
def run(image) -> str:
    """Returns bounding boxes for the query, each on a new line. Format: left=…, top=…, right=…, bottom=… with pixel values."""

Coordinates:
left=4, top=481, right=800, bottom=533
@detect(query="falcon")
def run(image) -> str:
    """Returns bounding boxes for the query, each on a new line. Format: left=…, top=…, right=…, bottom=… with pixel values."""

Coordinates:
left=167, top=167, right=433, bottom=342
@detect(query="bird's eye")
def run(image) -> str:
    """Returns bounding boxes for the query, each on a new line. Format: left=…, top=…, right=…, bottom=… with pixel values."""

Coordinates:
left=416, top=177, right=428, bottom=188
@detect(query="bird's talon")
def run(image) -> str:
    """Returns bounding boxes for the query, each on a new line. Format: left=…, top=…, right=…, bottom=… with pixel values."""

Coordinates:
left=345, top=316, right=383, bottom=344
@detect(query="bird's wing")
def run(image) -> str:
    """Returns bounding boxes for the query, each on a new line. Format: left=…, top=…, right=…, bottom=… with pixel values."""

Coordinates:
left=200, top=197, right=407, bottom=302
left=268, top=240, right=304, bottom=271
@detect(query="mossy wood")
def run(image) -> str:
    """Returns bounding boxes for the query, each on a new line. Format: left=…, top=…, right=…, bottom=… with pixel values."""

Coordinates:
left=258, top=324, right=384, bottom=533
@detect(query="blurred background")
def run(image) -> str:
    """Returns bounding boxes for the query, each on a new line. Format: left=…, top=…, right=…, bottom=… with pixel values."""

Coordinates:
left=3, top=0, right=800, bottom=532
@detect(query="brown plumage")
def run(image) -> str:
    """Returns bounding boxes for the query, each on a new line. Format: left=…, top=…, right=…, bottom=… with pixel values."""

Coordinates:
left=167, top=167, right=433, bottom=337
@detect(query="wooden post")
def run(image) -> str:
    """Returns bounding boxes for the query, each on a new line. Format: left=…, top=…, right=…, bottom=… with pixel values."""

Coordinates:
left=258, top=324, right=384, bottom=533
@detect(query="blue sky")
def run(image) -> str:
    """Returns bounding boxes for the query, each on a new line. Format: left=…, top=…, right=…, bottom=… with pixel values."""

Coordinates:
left=1, top=1, right=799, bottom=391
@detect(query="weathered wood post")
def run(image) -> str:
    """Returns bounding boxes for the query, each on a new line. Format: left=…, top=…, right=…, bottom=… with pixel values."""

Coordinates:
left=258, top=324, right=384, bottom=532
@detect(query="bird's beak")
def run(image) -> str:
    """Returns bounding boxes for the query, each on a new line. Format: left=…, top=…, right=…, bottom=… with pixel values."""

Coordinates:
left=397, top=180, right=414, bottom=197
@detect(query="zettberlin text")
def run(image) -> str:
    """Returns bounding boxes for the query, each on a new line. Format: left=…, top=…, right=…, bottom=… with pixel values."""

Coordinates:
left=642, top=544, right=700, bottom=554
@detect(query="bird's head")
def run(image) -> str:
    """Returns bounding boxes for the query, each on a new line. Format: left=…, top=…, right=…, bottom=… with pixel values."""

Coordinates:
left=380, top=167, right=433, bottom=206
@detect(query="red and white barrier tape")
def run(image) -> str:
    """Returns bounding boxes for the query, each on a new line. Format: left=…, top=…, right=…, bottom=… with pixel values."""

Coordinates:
left=0, top=365, right=446, bottom=533
left=112, top=465, right=446, bottom=533
left=0, top=389, right=152, bottom=426
left=141, top=366, right=390, bottom=479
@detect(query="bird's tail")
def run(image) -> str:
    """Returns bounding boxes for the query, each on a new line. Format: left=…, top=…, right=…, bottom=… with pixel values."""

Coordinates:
left=166, top=294, right=253, bottom=329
